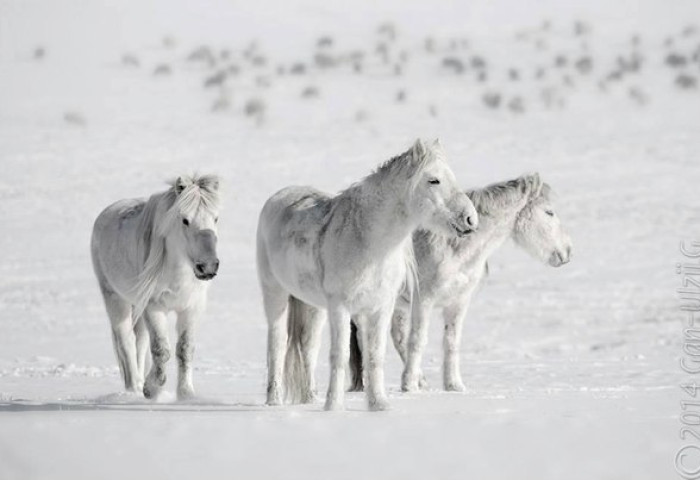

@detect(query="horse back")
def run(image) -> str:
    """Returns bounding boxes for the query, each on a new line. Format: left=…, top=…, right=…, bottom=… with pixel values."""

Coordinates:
left=257, top=186, right=332, bottom=305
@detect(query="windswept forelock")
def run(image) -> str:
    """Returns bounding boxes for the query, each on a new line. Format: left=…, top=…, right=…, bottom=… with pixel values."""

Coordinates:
left=160, top=174, right=220, bottom=234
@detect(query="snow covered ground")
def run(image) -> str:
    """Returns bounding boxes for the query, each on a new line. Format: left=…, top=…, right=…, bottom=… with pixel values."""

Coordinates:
left=1, top=0, right=699, bottom=478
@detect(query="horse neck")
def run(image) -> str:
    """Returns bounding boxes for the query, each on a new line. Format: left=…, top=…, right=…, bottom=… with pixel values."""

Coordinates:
left=466, top=188, right=529, bottom=261
left=344, top=177, right=417, bottom=258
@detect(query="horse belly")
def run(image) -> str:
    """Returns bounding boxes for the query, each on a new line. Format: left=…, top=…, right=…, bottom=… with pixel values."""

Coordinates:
left=92, top=203, right=144, bottom=303
left=268, top=239, right=326, bottom=308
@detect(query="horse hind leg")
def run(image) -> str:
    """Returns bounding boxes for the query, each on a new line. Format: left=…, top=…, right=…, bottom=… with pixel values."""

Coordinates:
left=262, top=282, right=289, bottom=406
left=285, top=296, right=324, bottom=404
left=325, top=303, right=351, bottom=411
left=391, top=305, right=428, bottom=390
left=347, top=318, right=365, bottom=392
left=101, top=288, right=140, bottom=392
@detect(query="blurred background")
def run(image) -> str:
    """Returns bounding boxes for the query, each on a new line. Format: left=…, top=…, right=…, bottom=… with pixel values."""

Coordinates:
left=1, top=1, right=699, bottom=479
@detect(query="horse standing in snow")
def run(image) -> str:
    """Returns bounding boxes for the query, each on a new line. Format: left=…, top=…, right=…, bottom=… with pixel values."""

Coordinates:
left=348, top=174, right=572, bottom=392
left=91, top=175, right=221, bottom=399
left=256, top=139, right=478, bottom=411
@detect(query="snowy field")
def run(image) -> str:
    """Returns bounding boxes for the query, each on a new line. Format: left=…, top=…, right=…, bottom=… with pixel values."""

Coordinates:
left=1, top=0, right=700, bottom=479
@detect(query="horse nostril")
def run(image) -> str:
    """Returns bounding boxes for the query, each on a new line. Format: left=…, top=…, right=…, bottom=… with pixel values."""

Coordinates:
left=213, top=260, right=220, bottom=273
left=466, top=216, right=475, bottom=227
left=195, top=262, right=206, bottom=274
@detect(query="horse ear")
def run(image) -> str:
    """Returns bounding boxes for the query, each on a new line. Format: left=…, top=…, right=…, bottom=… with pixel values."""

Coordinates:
left=432, top=138, right=441, bottom=148
left=530, top=173, right=543, bottom=197
left=412, top=138, right=427, bottom=159
left=521, top=173, right=542, bottom=198
left=174, top=176, right=187, bottom=195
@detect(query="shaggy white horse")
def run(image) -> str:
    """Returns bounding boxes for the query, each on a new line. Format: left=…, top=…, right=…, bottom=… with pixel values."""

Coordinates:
left=91, top=174, right=221, bottom=399
left=348, top=174, right=572, bottom=392
left=256, top=139, right=478, bottom=411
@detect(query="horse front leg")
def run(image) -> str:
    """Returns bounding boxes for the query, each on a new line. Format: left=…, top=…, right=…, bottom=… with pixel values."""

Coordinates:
left=442, top=299, right=470, bottom=392
left=143, top=308, right=171, bottom=399
left=402, top=297, right=432, bottom=392
left=325, top=303, right=351, bottom=411
left=298, top=304, right=324, bottom=403
left=391, top=305, right=429, bottom=390
left=176, top=306, right=202, bottom=400
left=134, top=316, right=149, bottom=392
left=364, top=307, right=393, bottom=411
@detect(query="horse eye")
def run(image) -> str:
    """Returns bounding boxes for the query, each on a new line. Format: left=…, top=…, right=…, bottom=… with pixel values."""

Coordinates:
left=214, top=217, right=219, bottom=224
left=545, top=210, right=554, bottom=217
left=428, top=179, right=441, bottom=185
left=182, top=218, right=190, bottom=226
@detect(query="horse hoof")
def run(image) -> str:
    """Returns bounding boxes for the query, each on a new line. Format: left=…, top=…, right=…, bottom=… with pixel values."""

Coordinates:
left=369, top=399, right=391, bottom=412
left=177, top=387, right=196, bottom=401
left=444, top=381, right=467, bottom=393
left=418, top=375, right=429, bottom=390
left=401, top=378, right=420, bottom=393
left=324, top=399, right=344, bottom=411
left=143, top=384, right=160, bottom=399
left=301, top=392, right=318, bottom=404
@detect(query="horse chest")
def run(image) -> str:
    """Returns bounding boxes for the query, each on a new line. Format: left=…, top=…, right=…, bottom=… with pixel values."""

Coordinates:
left=153, top=269, right=206, bottom=312
left=331, top=257, right=405, bottom=313
left=426, top=256, right=481, bottom=305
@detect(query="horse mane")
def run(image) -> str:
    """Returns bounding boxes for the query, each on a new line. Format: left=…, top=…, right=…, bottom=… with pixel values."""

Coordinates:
left=467, top=173, right=550, bottom=216
left=367, top=138, right=439, bottom=192
left=130, top=174, right=221, bottom=317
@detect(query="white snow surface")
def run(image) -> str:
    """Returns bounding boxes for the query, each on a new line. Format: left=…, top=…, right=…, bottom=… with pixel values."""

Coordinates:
left=1, top=0, right=699, bottom=479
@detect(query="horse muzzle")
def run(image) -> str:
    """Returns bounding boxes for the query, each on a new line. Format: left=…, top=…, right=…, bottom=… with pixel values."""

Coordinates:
left=549, top=247, right=572, bottom=267
left=450, top=214, right=478, bottom=237
left=194, top=259, right=220, bottom=280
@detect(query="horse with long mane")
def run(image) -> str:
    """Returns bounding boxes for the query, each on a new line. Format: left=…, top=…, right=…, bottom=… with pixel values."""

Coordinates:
left=348, top=173, right=572, bottom=392
left=256, top=139, right=478, bottom=411
left=91, top=174, right=221, bottom=399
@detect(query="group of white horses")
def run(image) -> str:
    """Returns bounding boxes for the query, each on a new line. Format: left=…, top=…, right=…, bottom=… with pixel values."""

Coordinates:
left=91, top=139, right=572, bottom=411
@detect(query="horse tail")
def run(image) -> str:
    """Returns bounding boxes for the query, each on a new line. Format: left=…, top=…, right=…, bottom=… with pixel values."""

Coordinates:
left=348, top=319, right=364, bottom=392
left=283, top=295, right=310, bottom=404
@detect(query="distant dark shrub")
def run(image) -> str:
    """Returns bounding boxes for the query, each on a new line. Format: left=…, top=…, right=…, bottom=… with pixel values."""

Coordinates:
left=482, top=92, right=501, bottom=109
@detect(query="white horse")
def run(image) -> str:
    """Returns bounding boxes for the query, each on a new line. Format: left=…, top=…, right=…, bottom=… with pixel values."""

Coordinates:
left=91, top=174, right=221, bottom=400
left=348, top=173, right=572, bottom=392
left=256, top=139, right=478, bottom=411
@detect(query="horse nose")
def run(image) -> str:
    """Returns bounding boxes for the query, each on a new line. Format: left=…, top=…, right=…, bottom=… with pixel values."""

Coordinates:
left=195, top=260, right=219, bottom=278
left=464, top=212, right=478, bottom=231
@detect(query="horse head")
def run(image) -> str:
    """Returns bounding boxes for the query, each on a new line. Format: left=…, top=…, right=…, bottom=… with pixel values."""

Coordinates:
left=406, top=139, right=479, bottom=237
left=513, top=174, right=572, bottom=267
